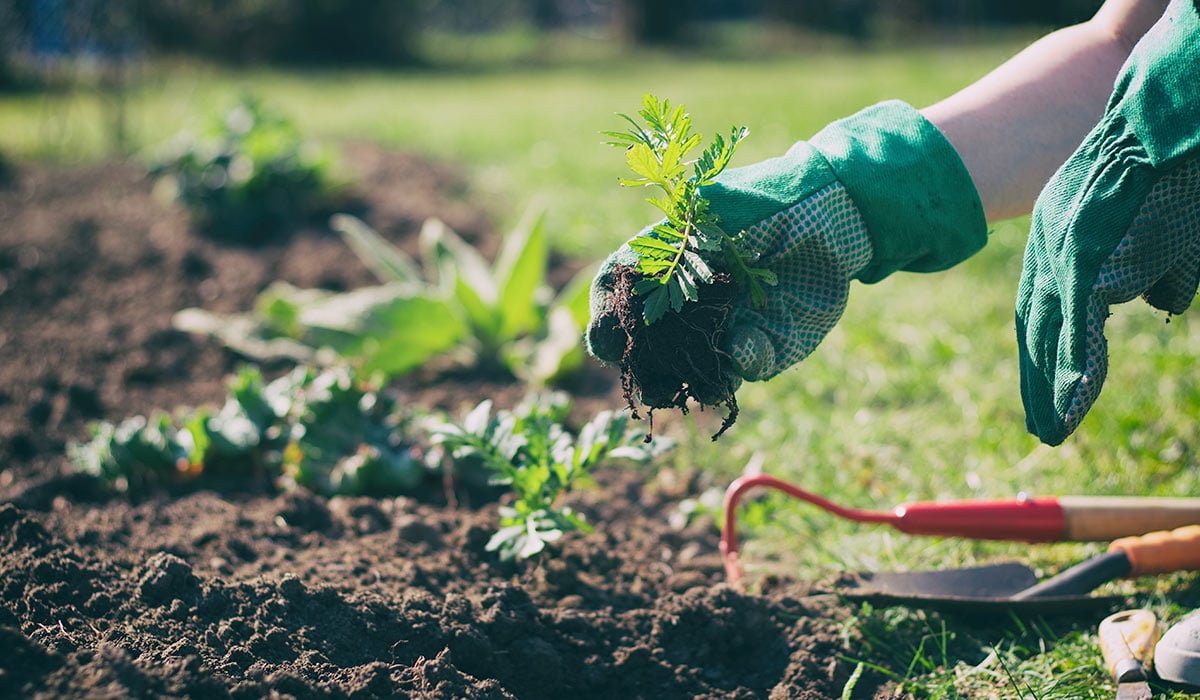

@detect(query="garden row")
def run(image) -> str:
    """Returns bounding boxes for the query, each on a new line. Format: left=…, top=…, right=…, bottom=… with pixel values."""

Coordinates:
left=67, top=96, right=670, bottom=563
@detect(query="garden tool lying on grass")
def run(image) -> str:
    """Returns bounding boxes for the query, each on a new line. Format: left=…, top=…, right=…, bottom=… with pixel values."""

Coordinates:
left=1095, top=609, right=1200, bottom=699
left=832, top=526, right=1200, bottom=614
left=720, top=474, right=1200, bottom=612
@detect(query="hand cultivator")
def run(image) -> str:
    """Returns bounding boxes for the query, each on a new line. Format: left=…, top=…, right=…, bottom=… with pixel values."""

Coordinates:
left=720, top=473, right=1200, bottom=612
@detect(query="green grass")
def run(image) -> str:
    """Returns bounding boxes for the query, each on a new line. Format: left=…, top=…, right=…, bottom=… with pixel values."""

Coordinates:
left=4, top=29, right=1198, bottom=698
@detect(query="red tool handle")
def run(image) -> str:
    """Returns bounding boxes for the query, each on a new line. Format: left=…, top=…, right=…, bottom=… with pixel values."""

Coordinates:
left=891, top=497, right=1066, bottom=540
left=720, top=474, right=897, bottom=584
left=720, top=475, right=1070, bottom=584
left=881, top=494, right=1200, bottom=540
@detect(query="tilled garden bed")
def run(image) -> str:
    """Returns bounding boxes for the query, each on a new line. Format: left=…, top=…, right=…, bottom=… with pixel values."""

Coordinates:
left=0, top=148, right=862, bottom=699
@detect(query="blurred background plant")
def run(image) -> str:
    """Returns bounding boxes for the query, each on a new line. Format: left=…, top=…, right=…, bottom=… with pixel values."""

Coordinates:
left=0, top=147, right=13, bottom=185
left=172, top=207, right=592, bottom=385
left=147, top=95, right=342, bottom=241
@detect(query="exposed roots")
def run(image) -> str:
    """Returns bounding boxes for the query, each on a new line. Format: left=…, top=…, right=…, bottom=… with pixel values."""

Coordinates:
left=610, top=265, right=740, bottom=441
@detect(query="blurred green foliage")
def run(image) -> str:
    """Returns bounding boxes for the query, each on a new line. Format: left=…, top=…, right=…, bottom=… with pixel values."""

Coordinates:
left=136, top=0, right=423, bottom=66
left=147, top=96, right=339, bottom=241
left=173, top=209, right=593, bottom=385
left=0, top=0, right=1093, bottom=78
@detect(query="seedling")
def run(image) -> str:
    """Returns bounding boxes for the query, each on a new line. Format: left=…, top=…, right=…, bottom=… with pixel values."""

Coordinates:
left=69, top=365, right=426, bottom=496
left=426, top=394, right=669, bottom=560
left=602, top=94, right=774, bottom=438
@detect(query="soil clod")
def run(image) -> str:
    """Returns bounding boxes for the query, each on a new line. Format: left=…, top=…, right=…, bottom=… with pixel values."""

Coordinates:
left=610, top=265, right=741, bottom=440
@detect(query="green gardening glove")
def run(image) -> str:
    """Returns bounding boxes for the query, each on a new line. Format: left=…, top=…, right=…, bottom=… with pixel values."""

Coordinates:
left=1016, top=0, right=1200, bottom=446
left=588, top=100, right=988, bottom=387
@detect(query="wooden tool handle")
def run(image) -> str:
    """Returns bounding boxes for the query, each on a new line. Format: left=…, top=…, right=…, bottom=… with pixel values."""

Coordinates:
left=1098, top=609, right=1159, bottom=680
left=1059, top=496, right=1200, bottom=541
left=1110, top=525, right=1200, bottom=577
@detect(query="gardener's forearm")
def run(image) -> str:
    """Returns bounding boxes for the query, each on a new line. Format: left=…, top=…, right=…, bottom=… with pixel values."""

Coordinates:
left=921, top=0, right=1167, bottom=222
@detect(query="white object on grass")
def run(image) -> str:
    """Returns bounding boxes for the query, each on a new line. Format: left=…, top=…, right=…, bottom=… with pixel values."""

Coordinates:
left=1155, top=610, right=1200, bottom=687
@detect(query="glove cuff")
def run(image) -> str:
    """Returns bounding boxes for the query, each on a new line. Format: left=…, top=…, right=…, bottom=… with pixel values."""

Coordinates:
left=1112, top=0, right=1200, bottom=167
left=810, top=100, right=988, bottom=283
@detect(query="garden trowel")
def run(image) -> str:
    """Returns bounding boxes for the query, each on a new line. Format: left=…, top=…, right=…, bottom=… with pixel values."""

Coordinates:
left=837, top=525, right=1200, bottom=614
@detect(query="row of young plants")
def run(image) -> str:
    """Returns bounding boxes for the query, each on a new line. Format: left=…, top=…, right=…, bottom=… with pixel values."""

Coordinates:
left=121, top=93, right=744, bottom=560
left=69, top=365, right=669, bottom=560
left=121, top=96, right=647, bottom=561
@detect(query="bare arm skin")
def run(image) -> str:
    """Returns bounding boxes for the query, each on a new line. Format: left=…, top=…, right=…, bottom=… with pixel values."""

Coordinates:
left=922, top=0, right=1168, bottom=222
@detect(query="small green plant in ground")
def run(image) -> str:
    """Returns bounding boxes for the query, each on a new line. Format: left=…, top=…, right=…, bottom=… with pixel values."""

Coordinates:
left=147, top=95, right=340, bottom=241
left=408, top=211, right=591, bottom=380
left=69, top=412, right=194, bottom=495
left=69, top=365, right=426, bottom=496
left=426, top=394, right=671, bottom=560
left=173, top=206, right=593, bottom=385
left=175, top=281, right=466, bottom=381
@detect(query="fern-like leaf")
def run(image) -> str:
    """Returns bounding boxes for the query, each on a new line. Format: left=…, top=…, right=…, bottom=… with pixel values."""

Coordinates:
left=608, top=94, right=761, bottom=324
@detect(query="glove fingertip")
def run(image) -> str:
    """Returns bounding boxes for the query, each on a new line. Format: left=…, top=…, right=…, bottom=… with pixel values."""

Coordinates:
left=725, top=325, right=776, bottom=382
left=585, top=313, right=627, bottom=364
left=1017, top=301, right=1112, bottom=446
left=1017, top=343, right=1054, bottom=443
left=1144, top=274, right=1199, bottom=316
left=1054, top=338, right=1108, bottom=444
left=1019, top=337, right=1074, bottom=446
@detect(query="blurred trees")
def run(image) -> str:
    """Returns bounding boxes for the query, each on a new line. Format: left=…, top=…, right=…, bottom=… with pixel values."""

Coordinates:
left=0, top=0, right=1104, bottom=82
left=614, top=0, right=694, bottom=45
left=136, top=0, right=423, bottom=66
left=0, top=1, right=24, bottom=88
left=0, top=0, right=423, bottom=70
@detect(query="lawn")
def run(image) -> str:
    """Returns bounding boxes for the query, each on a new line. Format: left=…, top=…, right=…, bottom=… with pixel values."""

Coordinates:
left=3, top=29, right=1198, bottom=697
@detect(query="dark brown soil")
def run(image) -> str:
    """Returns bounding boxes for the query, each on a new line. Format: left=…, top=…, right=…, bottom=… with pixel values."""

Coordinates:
left=611, top=265, right=741, bottom=440
left=0, top=147, right=866, bottom=699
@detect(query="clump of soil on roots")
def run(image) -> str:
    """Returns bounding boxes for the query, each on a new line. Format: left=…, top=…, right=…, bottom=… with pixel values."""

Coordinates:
left=611, top=265, right=741, bottom=440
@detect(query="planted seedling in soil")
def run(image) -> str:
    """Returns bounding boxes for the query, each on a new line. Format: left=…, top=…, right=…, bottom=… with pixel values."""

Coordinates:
left=603, top=93, right=774, bottom=439
left=426, top=393, right=668, bottom=560
left=68, top=365, right=426, bottom=497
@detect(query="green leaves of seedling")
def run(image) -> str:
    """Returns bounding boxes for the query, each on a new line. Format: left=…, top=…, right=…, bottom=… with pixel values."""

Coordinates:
left=606, top=93, right=773, bottom=324
left=427, top=394, right=671, bottom=560
left=69, top=365, right=426, bottom=497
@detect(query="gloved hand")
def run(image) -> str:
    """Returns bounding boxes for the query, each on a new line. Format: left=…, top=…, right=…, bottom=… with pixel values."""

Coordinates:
left=588, top=100, right=988, bottom=383
left=1016, top=0, right=1200, bottom=446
